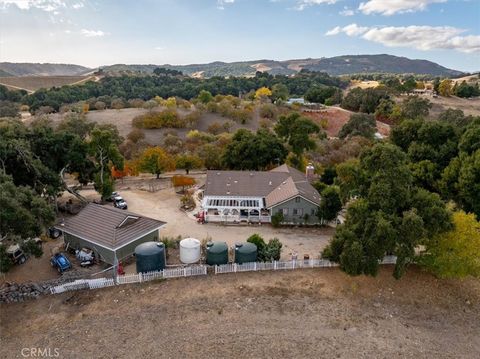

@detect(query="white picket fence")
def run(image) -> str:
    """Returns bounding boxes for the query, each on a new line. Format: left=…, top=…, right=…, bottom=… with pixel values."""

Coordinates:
left=50, top=265, right=208, bottom=294
left=49, top=257, right=397, bottom=295
left=50, top=277, right=115, bottom=294
left=214, top=256, right=397, bottom=274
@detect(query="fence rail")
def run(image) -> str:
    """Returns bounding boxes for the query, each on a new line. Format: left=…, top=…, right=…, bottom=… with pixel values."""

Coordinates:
left=49, top=257, right=396, bottom=295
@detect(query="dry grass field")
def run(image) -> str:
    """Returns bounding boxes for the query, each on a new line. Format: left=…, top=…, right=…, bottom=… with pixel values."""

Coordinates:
left=45, top=106, right=263, bottom=145
left=428, top=95, right=480, bottom=118
left=1, top=267, right=478, bottom=358
left=0, top=75, right=95, bottom=92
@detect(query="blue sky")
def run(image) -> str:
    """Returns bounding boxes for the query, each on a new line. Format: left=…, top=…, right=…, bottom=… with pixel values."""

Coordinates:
left=0, top=0, right=479, bottom=71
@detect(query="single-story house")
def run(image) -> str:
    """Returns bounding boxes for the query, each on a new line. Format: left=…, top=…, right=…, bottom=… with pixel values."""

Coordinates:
left=56, top=203, right=166, bottom=265
left=201, top=164, right=321, bottom=224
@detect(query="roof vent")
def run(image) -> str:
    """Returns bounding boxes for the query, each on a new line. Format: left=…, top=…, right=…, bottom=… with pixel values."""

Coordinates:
left=269, top=181, right=272, bottom=185
left=226, top=191, right=230, bottom=195
left=234, top=180, right=238, bottom=184
left=217, top=172, right=220, bottom=175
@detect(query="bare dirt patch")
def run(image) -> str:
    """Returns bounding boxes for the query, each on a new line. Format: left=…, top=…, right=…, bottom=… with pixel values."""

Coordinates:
left=303, top=107, right=390, bottom=137
left=1, top=267, right=478, bottom=358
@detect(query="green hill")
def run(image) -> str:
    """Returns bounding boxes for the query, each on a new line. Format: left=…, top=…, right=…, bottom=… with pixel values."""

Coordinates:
left=100, top=54, right=463, bottom=78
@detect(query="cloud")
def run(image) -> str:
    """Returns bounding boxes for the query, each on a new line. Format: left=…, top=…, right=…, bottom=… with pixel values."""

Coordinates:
left=339, top=6, right=354, bottom=16
left=217, top=0, right=234, bottom=10
left=80, top=29, right=106, bottom=37
left=295, top=0, right=338, bottom=11
left=0, top=0, right=66, bottom=12
left=326, top=23, right=369, bottom=36
left=72, top=2, right=84, bottom=9
left=326, top=23, right=480, bottom=53
left=154, top=46, right=165, bottom=51
left=358, top=0, right=446, bottom=16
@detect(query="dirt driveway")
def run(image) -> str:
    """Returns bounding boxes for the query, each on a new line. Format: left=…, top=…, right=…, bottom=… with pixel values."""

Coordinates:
left=104, top=187, right=334, bottom=260
left=1, top=267, right=478, bottom=358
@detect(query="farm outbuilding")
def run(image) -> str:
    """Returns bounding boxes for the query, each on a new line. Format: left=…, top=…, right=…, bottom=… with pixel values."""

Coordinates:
left=56, top=203, right=166, bottom=265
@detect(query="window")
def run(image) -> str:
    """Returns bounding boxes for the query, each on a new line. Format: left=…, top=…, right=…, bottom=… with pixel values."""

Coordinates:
left=295, top=197, right=301, bottom=203
left=282, top=208, right=289, bottom=215
left=311, top=208, right=316, bottom=215
left=293, top=209, right=303, bottom=216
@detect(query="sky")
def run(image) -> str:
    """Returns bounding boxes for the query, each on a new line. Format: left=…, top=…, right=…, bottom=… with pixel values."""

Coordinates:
left=0, top=0, right=479, bottom=72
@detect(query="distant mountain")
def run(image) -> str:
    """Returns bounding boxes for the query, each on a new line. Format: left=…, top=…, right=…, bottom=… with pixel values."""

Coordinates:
left=0, top=62, right=91, bottom=77
left=100, top=54, right=464, bottom=78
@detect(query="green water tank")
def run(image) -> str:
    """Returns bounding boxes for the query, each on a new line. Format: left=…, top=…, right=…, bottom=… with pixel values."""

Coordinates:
left=206, top=241, right=229, bottom=265
left=135, top=242, right=166, bottom=273
left=234, top=242, right=257, bottom=264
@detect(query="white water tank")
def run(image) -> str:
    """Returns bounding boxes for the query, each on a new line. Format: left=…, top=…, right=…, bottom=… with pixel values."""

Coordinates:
left=179, top=238, right=201, bottom=264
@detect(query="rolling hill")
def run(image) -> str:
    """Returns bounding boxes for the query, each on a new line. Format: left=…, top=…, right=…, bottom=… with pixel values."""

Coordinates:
left=101, top=54, right=464, bottom=78
left=0, top=62, right=91, bottom=77
left=1, top=54, right=465, bottom=80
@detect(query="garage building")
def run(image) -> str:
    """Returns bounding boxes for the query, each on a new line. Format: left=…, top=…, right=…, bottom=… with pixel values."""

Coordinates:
left=57, top=203, right=166, bottom=265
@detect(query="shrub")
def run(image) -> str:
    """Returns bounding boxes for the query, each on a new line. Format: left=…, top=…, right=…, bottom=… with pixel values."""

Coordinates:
left=263, top=238, right=283, bottom=261
left=259, top=104, right=277, bottom=119
left=207, top=122, right=224, bottom=135
left=247, top=234, right=266, bottom=253
left=132, top=110, right=186, bottom=129
left=271, top=212, right=284, bottom=227
left=184, top=110, right=201, bottom=128
left=94, top=101, right=106, bottom=110
left=160, top=235, right=182, bottom=258
left=127, top=128, right=145, bottom=143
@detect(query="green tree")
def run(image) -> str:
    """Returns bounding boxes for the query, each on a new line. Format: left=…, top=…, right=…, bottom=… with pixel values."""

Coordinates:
left=400, top=96, right=431, bottom=119
left=271, top=83, right=289, bottom=101
left=176, top=153, right=203, bottom=174
left=339, top=113, right=376, bottom=140
left=318, top=186, right=342, bottom=222
left=419, top=211, right=480, bottom=278
left=88, top=125, right=124, bottom=198
left=274, top=112, right=320, bottom=156
left=0, top=174, right=55, bottom=240
left=222, top=129, right=287, bottom=170
left=323, top=143, right=452, bottom=278
left=440, top=150, right=480, bottom=218
left=197, top=90, right=213, bottom=104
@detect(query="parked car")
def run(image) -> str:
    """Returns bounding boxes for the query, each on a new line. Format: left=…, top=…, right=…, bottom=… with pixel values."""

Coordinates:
left=6, top=244, right=27, bottom=265
left=50, top=253, right=72, bottom=273
left=48, top=227, right=62, bottom=239
left=5, top=237, right=42, bottom=265
left=113, top=196, right=128, bottom=210
left=107, top=191, right=119, bottom=202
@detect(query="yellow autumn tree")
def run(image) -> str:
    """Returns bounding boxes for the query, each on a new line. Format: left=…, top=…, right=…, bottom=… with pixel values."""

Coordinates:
left=438, top=79, right=453, bottom=97
left=420, top=211, right=480, bottom=278
left=137, top=147, right=176, bottom=179
left=255, top=87, right=272, bottom=100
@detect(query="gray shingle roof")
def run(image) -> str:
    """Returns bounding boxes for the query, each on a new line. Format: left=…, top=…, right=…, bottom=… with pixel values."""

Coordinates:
left=58, top=204, right=166, bottom=250
left=204, top=165, right=321, bottom=207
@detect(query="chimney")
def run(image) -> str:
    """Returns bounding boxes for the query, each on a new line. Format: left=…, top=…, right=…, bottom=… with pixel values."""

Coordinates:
left=306, top=163, right=315, bottom=182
